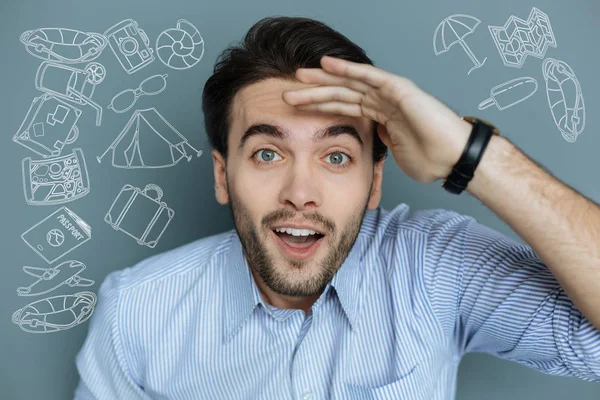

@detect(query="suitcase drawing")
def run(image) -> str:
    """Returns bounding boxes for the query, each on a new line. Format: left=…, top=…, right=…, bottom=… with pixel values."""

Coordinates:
left=105, top=183, right=174, bottom=248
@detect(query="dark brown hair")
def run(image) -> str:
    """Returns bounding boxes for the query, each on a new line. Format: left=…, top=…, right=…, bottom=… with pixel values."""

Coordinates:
left=202, top=16, right=388, bottom=164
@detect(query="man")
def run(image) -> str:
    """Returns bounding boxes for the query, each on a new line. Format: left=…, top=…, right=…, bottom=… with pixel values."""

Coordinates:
left=74, top=16, right=600, bottom=399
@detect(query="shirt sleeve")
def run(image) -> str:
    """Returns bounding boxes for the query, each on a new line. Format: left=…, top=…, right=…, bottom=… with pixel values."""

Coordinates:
left=420, top=209, right=600, bottom=382
left=73, top=269, right=148, bottom=399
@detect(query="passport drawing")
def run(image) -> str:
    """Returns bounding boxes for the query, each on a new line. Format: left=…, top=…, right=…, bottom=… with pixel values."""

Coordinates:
left=21, top=206, right=92, bottom=264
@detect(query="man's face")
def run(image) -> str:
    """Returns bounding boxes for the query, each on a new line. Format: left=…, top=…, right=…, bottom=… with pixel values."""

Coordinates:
left=213, top=77, right=383, bottom=304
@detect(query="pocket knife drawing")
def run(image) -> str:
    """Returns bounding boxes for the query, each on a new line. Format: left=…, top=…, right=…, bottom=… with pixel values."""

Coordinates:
left=17, top=260, right=95, bottom=297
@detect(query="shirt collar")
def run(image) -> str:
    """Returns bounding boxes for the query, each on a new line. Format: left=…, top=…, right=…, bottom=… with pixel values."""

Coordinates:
left=223, top=206, right=383, bottom=344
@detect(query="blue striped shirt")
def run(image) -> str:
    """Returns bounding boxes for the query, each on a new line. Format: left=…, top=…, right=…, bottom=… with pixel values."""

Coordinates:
left=74, top=204, right=600, bottom=399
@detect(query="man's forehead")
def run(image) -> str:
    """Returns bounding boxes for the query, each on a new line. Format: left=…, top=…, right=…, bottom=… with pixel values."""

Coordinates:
left=232, top=78, right=372, bottom=141
left=233, top=78, right=314, bottom=120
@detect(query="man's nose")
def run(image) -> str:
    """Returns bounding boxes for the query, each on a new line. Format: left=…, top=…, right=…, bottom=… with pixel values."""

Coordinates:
left=278, top=162, right=322, bottom=210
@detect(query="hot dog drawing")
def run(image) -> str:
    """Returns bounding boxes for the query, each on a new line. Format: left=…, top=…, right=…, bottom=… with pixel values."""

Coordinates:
left=478, top=77, right=538, bottom=111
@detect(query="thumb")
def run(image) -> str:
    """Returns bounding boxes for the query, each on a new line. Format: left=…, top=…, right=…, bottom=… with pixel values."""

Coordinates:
left=377, top=123, right=392, bottom=148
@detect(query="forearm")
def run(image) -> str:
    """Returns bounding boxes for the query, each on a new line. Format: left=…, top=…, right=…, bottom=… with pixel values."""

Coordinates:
left=465, top=134, right=600, bottom=331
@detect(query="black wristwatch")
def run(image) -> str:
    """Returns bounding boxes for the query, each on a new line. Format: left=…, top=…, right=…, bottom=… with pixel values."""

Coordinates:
left=441, top=116, right=500, bottom=195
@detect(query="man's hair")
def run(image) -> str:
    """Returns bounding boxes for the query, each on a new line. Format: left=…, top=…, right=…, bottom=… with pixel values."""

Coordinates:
left=202, top=16, right=388, bottom=164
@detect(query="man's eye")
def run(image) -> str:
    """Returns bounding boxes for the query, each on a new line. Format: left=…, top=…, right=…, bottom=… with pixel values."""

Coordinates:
left=255, top=149, right=281, bottom=162
left=326, top=152, right=349, bottom=165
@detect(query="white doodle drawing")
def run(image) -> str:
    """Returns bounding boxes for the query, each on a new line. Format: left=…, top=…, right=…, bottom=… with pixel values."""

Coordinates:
left=97, top=108, right=203, bottom=168
left=108, top=74, right=168, bottom=113
left=35, top=61, right=105, bottom=126
left=22, top=206, right=91, bottom=264
left=105, top=183, right=175, bottom=248
left=478, top=77, right=538, bottom=111
left=489, top=7, right=557, bottom=68
left=434, top=14, right=487, bottom=75
left=22, top=148, right=90, bottom=206
left=13, top=93, right=81, bottom=158
left=542, top=58, right=585, bottom=143
left=156, top=19, right=205, bottom=70
left=104, top=19, right=154, bottom=74
left=20, top=27, right=107, bottom=64
left=11, top=291, right=97, bottom=333
left=17, top=260, right=95, bottom=297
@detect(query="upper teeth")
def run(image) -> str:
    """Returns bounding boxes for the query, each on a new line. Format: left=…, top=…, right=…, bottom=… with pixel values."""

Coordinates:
left=275, top=227, right=320, bottom=236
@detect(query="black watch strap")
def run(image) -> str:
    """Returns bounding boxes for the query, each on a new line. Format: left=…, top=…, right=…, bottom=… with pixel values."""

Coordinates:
left=442, top=117, right=499, bottom=195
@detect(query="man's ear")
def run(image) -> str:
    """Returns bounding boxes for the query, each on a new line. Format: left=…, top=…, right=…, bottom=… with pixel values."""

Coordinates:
left=367, top=159, right=384, bottom=210
left=212, top=149, right=229, bottom=205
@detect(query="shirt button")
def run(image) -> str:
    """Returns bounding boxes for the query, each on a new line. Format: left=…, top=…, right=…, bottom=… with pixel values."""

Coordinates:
left=301, top=389, right=313, bottom=400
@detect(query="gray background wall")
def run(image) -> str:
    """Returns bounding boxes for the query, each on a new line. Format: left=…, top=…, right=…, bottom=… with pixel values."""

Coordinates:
left=1, top=0, right=598, bottom=398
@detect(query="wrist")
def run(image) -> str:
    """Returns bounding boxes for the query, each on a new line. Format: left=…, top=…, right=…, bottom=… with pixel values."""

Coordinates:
left=466, top=134, right=514, bottom=197
left=442, top=116, right=500, bottom=194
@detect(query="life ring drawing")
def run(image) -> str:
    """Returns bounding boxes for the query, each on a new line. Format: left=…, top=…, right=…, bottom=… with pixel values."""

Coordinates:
left=156, top=19, right=204, bottom=70
left=20, top=28, right=107, bottom=64
left=11, top=291, right=97, bottom=333
left=542, top=58, right=585, bottom=143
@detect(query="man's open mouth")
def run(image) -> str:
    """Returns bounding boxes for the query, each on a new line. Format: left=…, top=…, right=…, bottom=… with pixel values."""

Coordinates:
left=272, top=230, right=325, bottom=249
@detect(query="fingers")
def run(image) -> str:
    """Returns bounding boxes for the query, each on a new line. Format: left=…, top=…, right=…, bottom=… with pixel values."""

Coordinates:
left=319, top=55, right=394, bottom=89
left=283, top=86, right=363, bottom=106
left=295, top=101, right=364, bottom=117
left=295, top=101, right=382, bottom=122
left=294, top=67, right=372, bottom=93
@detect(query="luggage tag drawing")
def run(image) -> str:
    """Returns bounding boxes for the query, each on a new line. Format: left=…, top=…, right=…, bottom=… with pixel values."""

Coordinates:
left=17, top=260, right=95, bottom=297
left=20, top=27, right=107, bottom=64
left=108, top=74, right=168, bottom=114
left=105, top=183, right=174, bottom=248
left=21, top=206, right=91, bottom=264
left=104, top=19, right=154, bottom=74
left=542, top=58, right=585, bottom=143
left=12, top=291, right=97, bottom=333
left=488, top=7, right=557, bottom=68
left=478, top=77, right=538, bottom=111
left=13, top=93, right=81, bottom=158
left=22, top=148, right=90, bottom=206
left=35, top=61, right=106, bottom=126
left=156, top=19, right=205, bottom=70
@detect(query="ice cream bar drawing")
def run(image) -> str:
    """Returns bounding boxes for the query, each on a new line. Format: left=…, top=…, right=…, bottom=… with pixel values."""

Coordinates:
left=478, top=77, right=538, bottom=111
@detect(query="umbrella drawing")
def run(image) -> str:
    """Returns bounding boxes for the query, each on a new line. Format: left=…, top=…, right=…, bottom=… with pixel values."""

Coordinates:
left=434, top=14, right=487, bottom=75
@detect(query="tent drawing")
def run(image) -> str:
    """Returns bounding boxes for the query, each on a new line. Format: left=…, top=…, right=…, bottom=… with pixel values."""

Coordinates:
left=96, top=107, right=202, bottom=168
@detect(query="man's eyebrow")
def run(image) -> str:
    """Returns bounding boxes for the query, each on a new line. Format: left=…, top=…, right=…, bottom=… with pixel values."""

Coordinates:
left=238, top=123, right=364, bottom=151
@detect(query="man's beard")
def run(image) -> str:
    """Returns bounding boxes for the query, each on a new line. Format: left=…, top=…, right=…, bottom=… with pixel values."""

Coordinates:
left=225, top=180, right=371, bottom=298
